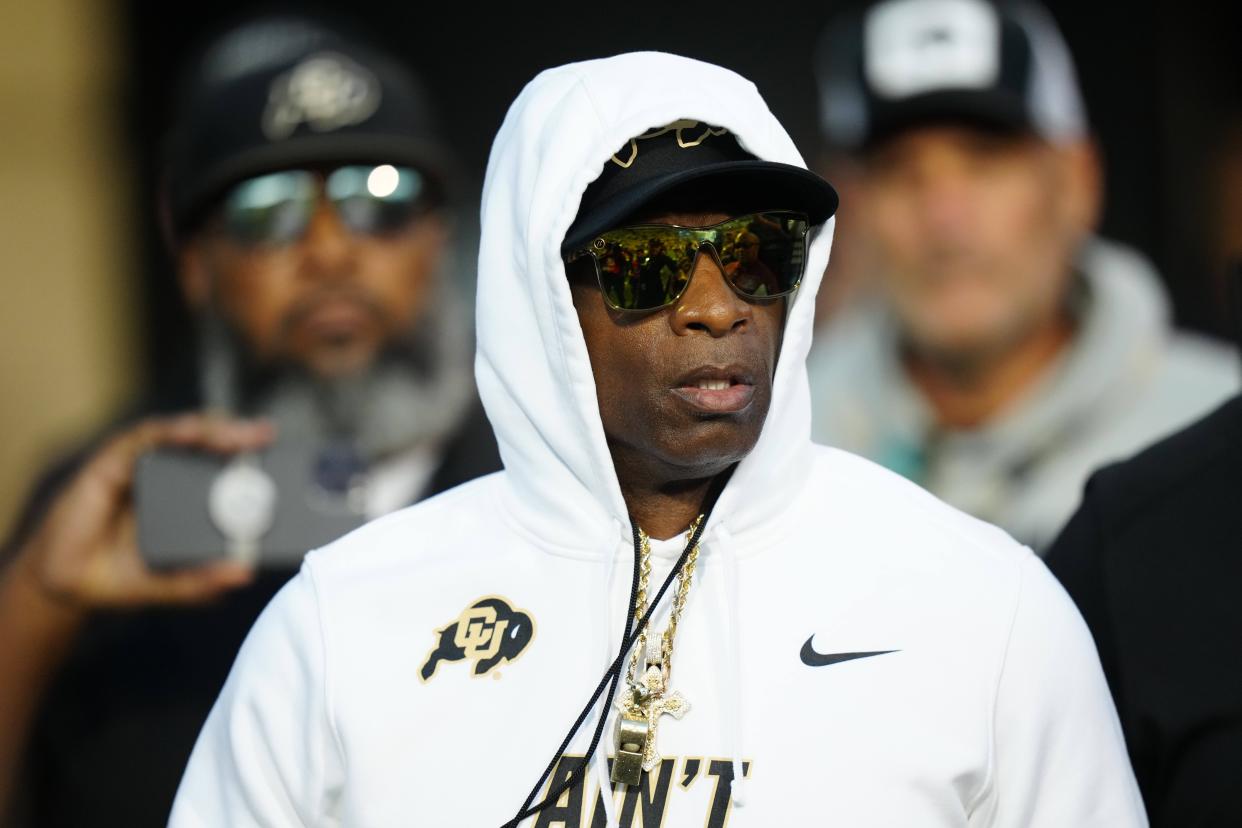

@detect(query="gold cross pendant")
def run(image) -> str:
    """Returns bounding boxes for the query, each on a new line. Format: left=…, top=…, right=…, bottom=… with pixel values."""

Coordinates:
left=639, top=689, right=690, bottom=772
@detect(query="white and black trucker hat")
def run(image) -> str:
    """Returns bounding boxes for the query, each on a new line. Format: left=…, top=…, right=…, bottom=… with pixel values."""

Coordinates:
left=814, top=0, right=1087, bottom=150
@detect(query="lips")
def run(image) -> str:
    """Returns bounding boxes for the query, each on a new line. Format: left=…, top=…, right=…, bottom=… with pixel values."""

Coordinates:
left=670, top=365, right=757, bottom=414
left=297, top=298, right=376, bottom=341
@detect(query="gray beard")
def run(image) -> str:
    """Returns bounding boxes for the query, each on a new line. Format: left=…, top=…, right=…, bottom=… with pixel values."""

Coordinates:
left=198, top=280, right=474, bottom=465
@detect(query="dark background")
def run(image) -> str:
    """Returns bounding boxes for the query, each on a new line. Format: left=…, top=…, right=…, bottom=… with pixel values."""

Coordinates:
left=122, top=0, right=1242, bottom=396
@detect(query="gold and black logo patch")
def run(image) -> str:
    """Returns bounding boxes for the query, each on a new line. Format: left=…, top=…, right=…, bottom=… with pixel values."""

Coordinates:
left=419, top=595, right=535, bottom=682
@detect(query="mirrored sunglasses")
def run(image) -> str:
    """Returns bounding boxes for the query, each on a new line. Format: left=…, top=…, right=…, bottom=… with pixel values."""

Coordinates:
left=219, top=165, right=435, bottom=247
left=565, top=211, right=811, bottom=312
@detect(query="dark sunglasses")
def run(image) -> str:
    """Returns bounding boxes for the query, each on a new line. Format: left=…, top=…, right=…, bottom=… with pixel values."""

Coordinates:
left=219, top=165, right=436, bottom=247
left=565, top=211, right=811, bottom=312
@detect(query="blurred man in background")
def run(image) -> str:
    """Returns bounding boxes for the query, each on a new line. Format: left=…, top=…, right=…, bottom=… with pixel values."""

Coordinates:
left=809, top=0, right=1238, bottom=550
left=0, top=13, right=498, bottom=827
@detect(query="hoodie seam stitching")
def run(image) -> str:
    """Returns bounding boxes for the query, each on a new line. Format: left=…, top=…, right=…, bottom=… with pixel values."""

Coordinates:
left=302, top=556, right=349, bottom=805
left=968, top=548, right=1026, bottom=814
left=527, top=72, right=614, bottom=527
left=493, top=477, right=622, bottom=560
left=559, top=73, right=622, bottom=513
left=569, top=71, right=609, bottom=132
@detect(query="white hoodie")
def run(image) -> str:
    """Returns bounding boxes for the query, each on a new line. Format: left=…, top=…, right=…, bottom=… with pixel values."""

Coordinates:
left=169, top=52, right=1146, bottom=828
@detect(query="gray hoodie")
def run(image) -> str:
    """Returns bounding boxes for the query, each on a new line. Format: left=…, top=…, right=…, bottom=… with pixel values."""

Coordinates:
left=807, top=238, right=1240, bottom=551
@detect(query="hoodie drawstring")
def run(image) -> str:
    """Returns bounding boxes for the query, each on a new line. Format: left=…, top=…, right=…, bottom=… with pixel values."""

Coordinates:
left=711, top=524, right=748, bottom=807
left=590, top=743, right=619, bottom=828
left=589, top=525, right=626, bottom=828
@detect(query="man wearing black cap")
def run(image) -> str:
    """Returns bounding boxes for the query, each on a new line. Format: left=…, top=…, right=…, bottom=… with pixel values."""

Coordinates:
left=808, top=0, right=1237, bottom=551
left=170, top=52, right=1141, bottom=828
left=0, top=14, right=497, bottom=826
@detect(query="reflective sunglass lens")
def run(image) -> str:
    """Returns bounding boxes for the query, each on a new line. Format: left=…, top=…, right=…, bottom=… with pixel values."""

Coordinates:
left=593, top=228, right=693, bottom=310
left=718, top=214, right=809, bottom=299
left=586, top=212, right=809, bottom=311
left=222, top=171, right=317, bottom=246
left=327, top=165, right=427, bottom=235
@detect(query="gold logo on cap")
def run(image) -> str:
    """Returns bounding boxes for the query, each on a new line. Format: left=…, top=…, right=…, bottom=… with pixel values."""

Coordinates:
left=610, top=120, right=730, bottom=169
left=262, top=51, right=381, bottom=141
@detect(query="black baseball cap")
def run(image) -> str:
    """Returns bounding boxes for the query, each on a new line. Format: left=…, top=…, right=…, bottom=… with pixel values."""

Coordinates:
left=162, top=13, right=454, bottom=242
left=563, top=121, right=839, bottom=253
left=814, top=0, right=1087, bottom=151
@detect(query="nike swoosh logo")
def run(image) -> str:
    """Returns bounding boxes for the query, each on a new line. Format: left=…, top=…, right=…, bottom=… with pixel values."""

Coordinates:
left=800, top=637, right=898, bottom=668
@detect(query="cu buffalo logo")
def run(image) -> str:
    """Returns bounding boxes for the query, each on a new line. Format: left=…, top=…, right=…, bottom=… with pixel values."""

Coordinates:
left=419, top=596, right=535, bottom=682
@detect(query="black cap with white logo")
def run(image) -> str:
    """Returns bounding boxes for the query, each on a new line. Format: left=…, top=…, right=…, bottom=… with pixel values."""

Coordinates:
left=814, top=0, right=1086, bottom=151
left=563, top=120, right=839, bottom=253
left=162, top=14, right=454, bottom=241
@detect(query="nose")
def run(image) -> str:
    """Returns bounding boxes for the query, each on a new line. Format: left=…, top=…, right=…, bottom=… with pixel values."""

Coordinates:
left=299, top=197, right=356, bottom=280
left=913, top=158, right=975, bottom=240
left=669, top=247, right=752, bottom=337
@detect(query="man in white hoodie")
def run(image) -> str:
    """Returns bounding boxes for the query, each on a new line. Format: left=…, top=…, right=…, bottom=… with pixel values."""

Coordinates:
left=169, top=52, right=1145, bottom=827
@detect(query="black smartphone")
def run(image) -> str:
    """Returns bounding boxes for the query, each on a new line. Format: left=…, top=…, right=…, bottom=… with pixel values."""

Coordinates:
left=134, top=441, right=367, bottom=569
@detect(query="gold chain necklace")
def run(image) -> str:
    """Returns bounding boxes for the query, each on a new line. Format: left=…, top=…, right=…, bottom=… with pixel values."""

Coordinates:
left=611, top=515, right=703, bottom=786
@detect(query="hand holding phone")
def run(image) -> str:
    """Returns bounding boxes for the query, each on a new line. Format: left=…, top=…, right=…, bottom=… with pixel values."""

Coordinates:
left=15, top=414, right=273, bottom=610
left=135, top=440, right=370, bottom=570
